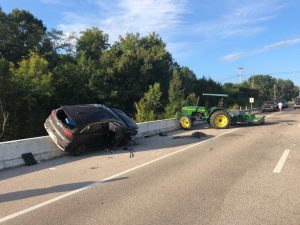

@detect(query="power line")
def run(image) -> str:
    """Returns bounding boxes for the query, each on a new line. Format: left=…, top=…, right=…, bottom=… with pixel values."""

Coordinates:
left=220, top=70, right=300, bottom=83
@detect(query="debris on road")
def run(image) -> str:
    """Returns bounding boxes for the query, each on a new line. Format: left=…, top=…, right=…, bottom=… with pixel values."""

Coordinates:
left=172, top=131, right=207, bottom=139
left=90, top=166, right=99, bottom=170
left=159, top=132, right=168, bottom=136
left=129, top=151, right=135, bottom=158
left=21, top=153, right=37, bottom=166
left=123, top=146, right=135, bottom=158
left=191, top=131, right=207, bottom=138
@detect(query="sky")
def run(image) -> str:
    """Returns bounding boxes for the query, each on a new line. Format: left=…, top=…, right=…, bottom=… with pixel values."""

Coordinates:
left=1, top=0, right=300, bottom=85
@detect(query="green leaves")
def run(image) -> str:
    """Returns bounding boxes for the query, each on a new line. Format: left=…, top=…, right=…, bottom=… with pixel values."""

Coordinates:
left=165, top=70, right=185, bottom=118
left=77, top=27, right=109, bottom=61
left=135, top=83, right=162, bottom=122
left=12, top=53, right=53, bottom=98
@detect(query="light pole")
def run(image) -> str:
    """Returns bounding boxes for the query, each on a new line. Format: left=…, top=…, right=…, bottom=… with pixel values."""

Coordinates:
left=238, top=67, right=244, bottom=83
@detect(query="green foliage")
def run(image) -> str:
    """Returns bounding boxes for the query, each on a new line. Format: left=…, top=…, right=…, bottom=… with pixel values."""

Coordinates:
left=135, top=83, right=162, bottom=122
left=248, top=75, right=276, bottom=98
left=89, top=32, right=172, bottom=113
left=77, top=27, right=109, bottom=61
left=52, top=61, right=91, bottom=105
left=165, top=70, right=185, bottom=118
left=228, top=104, right=240, bottom=110
left=275, top=79, right=298, bottom=100
left=12, top=53, right=53, bottom=97
left=9, top=53, right=54, bottom=139
left=0, top=8, right=48, bottom=62
left=185, top=92, right=198, bottom=106
left=223, top=82, right=260, bottom=108
left=0, top=58, right=13, bottom=139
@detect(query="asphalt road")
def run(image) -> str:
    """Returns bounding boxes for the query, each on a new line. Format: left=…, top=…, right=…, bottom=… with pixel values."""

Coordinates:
left=0, top=109, right=299, bottom=225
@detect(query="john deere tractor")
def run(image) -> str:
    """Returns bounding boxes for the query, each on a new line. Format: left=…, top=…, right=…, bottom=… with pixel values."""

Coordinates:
left=177, top=93, right=264, bottom=129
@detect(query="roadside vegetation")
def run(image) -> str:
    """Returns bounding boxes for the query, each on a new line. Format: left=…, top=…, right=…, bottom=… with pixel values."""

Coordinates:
left=0, top=8, right=299, bottom=141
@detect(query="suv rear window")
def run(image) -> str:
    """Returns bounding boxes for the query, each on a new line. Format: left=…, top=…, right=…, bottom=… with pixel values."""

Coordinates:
left=295, top=98, right=300, bottom=103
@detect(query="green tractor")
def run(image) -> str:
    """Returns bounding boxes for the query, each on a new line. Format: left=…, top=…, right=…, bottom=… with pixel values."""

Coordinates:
left=177, top=93, right=264, bottom=130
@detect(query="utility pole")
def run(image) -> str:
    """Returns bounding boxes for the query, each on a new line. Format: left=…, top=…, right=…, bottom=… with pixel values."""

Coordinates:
left=251, top=75, right=255, bottom=88
left=238, top=67, right=243, bottom=83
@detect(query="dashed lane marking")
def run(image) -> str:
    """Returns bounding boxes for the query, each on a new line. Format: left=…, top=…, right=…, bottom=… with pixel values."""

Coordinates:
left=273, top=149, right=290, bottom=173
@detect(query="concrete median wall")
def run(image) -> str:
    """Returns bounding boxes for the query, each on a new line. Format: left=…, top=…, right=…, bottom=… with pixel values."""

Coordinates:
left=0, top=119, right=181, bottom=170
left=0, top=136, right=64, bottom=170
left=0, top=108, right=262, bottom=170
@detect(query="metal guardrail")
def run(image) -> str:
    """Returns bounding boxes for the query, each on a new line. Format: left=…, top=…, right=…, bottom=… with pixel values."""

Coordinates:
left=229, top=108, right=262, bottom=115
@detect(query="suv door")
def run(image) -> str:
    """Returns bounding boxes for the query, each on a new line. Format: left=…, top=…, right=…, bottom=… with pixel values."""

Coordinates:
left=79, top=122, right=110, bottom=148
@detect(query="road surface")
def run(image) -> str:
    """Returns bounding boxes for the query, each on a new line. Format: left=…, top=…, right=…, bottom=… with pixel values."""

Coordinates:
left=0, top=109, right=299, bottom=225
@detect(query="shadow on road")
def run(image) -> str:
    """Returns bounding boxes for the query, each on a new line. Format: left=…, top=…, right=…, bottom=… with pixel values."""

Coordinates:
left=0, top=177, right=128, bottom=203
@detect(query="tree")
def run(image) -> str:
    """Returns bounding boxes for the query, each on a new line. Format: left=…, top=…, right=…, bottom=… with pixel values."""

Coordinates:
left=248, top=75, right=276, bottom=99
left=165, top=69, right=185, bottom=118
left=0, top=58, right=13, bottom=139
left=89, top=32, right=173, bottom=113
left=0, top=9, right=48, bottom=62
left=135, top=83, right=162, bottom=122
left=223, top=82, right=260, bottom=108
left=77, top=27, right=109, bottom=61
left=52, top=61, right=92, bottom=105
left=10, top=53, right=54, bottom=138
left=275, top=79, right=298, bottom=100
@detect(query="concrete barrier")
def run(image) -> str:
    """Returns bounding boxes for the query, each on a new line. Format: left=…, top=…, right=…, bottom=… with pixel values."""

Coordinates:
left=0, top=119, right=182, bottom=170
left=0, top=136, right=64, bottom=170
left=135, top=119, right=180, bottom=138
left=0, top=108, right=262, bottom=170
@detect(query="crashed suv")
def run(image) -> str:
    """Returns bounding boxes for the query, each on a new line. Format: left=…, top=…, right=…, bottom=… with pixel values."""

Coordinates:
left=44, top=104, right=138, bottom=155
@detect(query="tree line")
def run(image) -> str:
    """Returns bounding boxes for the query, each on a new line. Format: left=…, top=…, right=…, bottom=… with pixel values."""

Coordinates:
left=0, top=8, right=299, bottom=141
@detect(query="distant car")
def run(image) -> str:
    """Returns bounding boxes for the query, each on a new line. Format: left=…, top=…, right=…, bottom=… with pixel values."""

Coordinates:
left=294, top=97, right=300, bottom=108
left=44, top=104, right=138, bottom=155
left=262, top=101, right=279, bottom=112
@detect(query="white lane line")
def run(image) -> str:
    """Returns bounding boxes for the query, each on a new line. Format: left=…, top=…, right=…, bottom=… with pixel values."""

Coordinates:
left=0, top=111, right=282, bottom=223
left=273, top=149, right=290, bottom=173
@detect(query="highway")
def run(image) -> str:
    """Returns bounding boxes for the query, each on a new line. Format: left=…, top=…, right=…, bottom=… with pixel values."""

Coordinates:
left=0, top=109, right=299, bottom=225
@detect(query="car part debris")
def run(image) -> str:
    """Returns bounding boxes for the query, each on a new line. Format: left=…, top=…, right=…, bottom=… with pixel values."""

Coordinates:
left=129, top=151, right=135, bottom=158
left=159, top=132, right=168, bottom=136
left=21, top=153, right=37, bottom=166
left=191, top=131, right=206, bottom=138
left=172, top=131, right=206, bottom=139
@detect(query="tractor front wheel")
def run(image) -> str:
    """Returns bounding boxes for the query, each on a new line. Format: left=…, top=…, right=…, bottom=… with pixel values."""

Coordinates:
left=179, top=116, right=192, bottom=130
left=210, top=110, right=230, bottom=129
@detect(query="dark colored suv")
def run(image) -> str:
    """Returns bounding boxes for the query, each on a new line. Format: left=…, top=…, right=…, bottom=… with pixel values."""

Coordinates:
left=262, top=101, right=279, bottom=112
left=44, top=104, right=138, bottom=155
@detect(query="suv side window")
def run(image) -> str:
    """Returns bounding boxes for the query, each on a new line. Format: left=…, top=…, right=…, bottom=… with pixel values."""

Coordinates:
left=80, top=122, right=109, bottom=134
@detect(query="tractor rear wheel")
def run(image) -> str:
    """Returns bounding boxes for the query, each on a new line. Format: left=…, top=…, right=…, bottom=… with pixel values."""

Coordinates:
left=210, top=110, right=230, bottom=129
left=179, top=116, right=192, bottom=130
